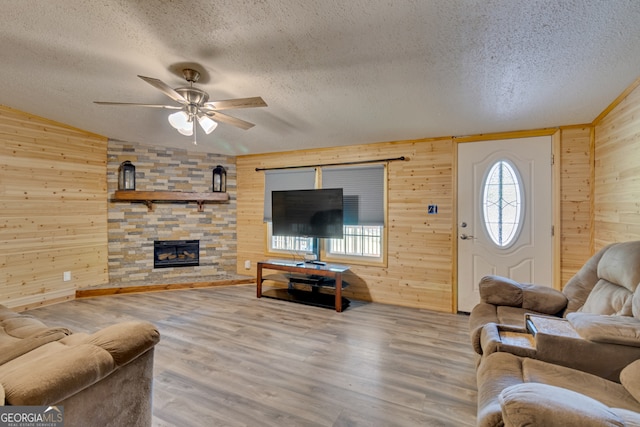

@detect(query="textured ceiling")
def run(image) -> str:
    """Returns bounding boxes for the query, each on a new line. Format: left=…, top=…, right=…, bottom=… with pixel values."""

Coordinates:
left=2, top=0, right=640, bottom=155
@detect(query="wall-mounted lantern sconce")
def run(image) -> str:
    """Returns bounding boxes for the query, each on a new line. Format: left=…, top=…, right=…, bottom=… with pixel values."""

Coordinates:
left=118, top=161, right=136, bottom=190
left=212, top=165, right=227, bottom=192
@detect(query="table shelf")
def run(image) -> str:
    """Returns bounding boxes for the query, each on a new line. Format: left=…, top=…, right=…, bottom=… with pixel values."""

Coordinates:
left=257, top=260, right=351, bottom=312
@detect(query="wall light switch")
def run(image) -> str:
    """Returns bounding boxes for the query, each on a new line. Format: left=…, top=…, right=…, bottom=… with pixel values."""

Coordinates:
left=63, top=271, right=71, bottom=282
left=244, top=260, right=251, bottom=270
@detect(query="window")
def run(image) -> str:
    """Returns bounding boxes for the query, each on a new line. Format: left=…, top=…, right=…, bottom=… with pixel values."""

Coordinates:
left=269, top=225, right=315, bottom=253
left=263, top=168, right=316, bottom=256
left=322, top=165, right=385, bottom=263
left=263, top=168, right=315, bottom=222
left=482, top=159, right=523, bottom=247
left=328, top=225, right=382, bottom=257
left=263, top=165, right=386, bottom=265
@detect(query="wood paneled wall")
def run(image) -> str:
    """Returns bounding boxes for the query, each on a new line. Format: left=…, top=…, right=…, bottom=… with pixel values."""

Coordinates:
left=237, top=138, right=455, bottom=312
left=0, top=106, right=108, bottom=309
left=593, top=81, right=640, bottom=249
left=559, top=126, right=593, bottom=285
left=237, top=129, right=593, bottom=312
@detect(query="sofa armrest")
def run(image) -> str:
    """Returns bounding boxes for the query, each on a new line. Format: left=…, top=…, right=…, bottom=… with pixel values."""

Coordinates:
left=86, top=321, right=159, bottom=367
left=60, top=321, right=160, bottom=367
left=499, top=383, right=625, bottom=427
left=567, top=313, right=640, bottom=347
left=479, top=276, right=524, bottom=305
left=479, top=275, right=568, bottom=314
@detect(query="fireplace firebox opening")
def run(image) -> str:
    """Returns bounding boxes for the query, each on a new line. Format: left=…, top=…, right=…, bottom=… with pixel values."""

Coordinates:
left=154, top=240, right=200, bottom=268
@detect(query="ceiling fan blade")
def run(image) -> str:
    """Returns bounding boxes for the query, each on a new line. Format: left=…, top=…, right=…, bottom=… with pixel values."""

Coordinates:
left=137, top=75, right=187, bottom=104
left=94, top=101, right=182, bottom=109
left=203, top=97, right=267, bottom=111
left=204, top=111, right=255, bottom=130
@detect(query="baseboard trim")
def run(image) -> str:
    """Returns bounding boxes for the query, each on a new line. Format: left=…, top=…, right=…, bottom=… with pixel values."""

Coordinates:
left=75, top=278, right=256, bottom=298
left=12, top=292, right=76, bottom=312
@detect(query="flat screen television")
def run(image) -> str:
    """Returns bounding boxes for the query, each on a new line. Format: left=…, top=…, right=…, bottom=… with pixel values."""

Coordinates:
left=272, top=188, right=344, bottom=239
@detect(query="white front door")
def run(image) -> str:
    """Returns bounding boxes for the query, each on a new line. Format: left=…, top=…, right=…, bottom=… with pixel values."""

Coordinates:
left=457, top=136, right=553, bottom=313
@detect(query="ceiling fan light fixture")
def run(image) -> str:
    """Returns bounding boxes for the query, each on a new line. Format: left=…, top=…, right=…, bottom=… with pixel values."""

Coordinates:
left=198, top=115, right=218, bottom=134
left=168, top=111, right=191, bottom=131
left=177, top=124, right=193, bottom=136
left=95, top=69, right=266, bottom=138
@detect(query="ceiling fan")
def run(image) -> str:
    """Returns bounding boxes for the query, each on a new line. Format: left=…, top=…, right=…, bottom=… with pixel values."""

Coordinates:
left=94, top=68, right=267, bottom=140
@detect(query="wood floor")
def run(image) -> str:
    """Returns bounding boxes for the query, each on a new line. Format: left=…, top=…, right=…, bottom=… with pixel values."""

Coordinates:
left=26, top=285, right=478, bottom=427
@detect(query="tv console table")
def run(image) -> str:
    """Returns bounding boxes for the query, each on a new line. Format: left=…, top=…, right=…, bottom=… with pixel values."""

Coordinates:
left=256, top=260, right=350, bottom=312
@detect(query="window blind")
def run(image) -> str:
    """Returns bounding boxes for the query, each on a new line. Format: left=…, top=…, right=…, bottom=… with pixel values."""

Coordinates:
left=321, top=165, right=385, bottom=225
left=263, top=168, right=315, bottom=222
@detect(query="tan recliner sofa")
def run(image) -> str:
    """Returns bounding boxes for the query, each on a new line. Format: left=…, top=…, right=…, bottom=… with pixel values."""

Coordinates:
left=471, top=241, right=640, bottom=426
left=469, top=240, right=640, bottom=379
left=0, top=304, right=160, bottom=427
left=477, top=352, right=640, bottom=427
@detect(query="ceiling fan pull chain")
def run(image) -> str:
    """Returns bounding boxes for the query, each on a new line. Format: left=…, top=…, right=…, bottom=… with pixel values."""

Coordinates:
left=193, top=117, right=197, bottom=145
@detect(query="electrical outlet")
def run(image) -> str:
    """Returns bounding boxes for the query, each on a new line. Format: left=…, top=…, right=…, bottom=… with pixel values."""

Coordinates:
left=244, top=260, right=251, bottom=270
left=63, top=271, right=71, bottom=282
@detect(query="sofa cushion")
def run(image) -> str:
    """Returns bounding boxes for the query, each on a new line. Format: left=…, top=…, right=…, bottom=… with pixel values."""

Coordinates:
left=0, top=342, right=115, bottom=405
left=562, top=244, right=610, bottom=314
left=620, top=359, right=640, bottom=402
left=476, top=352, right=526, bottom=427
left=568, top=313, right=640, bottom=347
left=0, top=315, right=53, bottom=339
left=499, top=383, right=624, bottom=427
left=598, top=241, right=640, bottom=293
left=580, top=279, right=634, bottom=316
left=521, top=357, right=640, bottom=411
left=0, top=327, right=71, bottom=365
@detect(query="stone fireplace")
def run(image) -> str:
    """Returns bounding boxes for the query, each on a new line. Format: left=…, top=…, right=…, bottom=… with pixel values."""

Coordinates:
left=107, top=140, right=237, bottom=287
left=154, top=240, right=200, bottom=268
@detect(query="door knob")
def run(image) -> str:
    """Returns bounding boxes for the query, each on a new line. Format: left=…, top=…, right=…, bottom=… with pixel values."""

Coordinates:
left=460, top=234, right=475, bottom=240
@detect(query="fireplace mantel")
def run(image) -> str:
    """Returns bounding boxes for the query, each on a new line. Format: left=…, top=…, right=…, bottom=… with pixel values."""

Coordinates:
left=113, top=190, right=229, bottom=212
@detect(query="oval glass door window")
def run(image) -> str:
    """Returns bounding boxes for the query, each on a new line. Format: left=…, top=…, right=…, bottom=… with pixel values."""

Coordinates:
left=482, top=160, right=523, bottom=247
